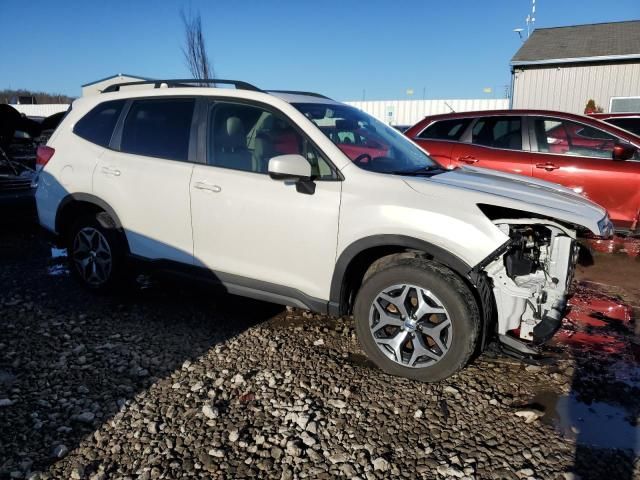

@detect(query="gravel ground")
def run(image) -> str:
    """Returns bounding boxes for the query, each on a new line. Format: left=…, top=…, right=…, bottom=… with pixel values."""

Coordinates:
left=1, top=225, right=640, bottom=479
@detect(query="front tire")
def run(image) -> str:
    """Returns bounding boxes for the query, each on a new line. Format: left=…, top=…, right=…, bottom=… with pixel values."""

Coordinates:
left=68, top=213, right=128, bottom=292
left=354, top=258, right=480, bottom=382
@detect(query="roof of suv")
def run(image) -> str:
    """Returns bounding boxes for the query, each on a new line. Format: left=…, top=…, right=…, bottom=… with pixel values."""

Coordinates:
left=416, top=109, right=598, bottom=122
left=405, top=109, right=640, bottom=143
left=89, top=78, right=341, bottom=106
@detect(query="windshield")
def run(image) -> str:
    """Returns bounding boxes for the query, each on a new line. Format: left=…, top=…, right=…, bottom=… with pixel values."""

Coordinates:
left=293, top=103, right=440, bottom=174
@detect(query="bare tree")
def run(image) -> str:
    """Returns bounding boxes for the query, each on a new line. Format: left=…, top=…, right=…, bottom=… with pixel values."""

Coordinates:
left=181, top=9, right=214, bottom=82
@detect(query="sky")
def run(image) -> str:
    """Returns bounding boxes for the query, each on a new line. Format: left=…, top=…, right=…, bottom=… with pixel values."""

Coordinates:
left=1, top=0, right=638, bottom=101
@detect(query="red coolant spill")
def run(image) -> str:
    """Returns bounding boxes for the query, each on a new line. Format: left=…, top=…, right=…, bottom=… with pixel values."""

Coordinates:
left=587, top=235, right=640, bottom=258
left=552, top=284, right=635, bottom=353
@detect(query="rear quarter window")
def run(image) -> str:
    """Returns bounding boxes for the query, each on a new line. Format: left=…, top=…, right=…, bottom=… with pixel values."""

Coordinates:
left=73, top=100, right=126, bottom=147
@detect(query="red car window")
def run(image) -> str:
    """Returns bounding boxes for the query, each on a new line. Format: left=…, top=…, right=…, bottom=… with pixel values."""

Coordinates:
left=471, top=117, right=522, bottom=150
left=535, top=118, right=617, bottom=158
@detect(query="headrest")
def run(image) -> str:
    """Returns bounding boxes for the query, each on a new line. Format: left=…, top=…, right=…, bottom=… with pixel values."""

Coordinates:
left=335, top=119, right=358, bottom=131
left=226, top=117, right=245, bottom=137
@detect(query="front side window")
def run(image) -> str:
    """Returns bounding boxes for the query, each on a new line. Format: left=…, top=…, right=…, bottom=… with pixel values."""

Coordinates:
left=120, top=98, right=195, bottom=161
left=208, top=102, right=335, bottom=178
left=73, top=100, right=125, bottom=147
left=471, top=116, right=522, bottom=150
left=418, top=118, right=471, bottom=141
left=533, top=118, right=618, bottom=159
left=293, top=103, right=440, bottom=174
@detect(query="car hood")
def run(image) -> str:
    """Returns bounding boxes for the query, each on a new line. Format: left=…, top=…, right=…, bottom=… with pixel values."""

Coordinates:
left=405, top=166, right=609, bottom=235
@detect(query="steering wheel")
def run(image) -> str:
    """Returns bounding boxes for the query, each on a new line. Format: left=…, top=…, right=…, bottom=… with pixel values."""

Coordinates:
left=353, top=153, right=372, bottom=165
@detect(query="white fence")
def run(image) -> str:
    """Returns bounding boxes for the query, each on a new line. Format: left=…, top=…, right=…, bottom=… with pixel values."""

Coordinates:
left=9, top=104, right=70, bottom=117
left=345, top=99, right=509, bottom=126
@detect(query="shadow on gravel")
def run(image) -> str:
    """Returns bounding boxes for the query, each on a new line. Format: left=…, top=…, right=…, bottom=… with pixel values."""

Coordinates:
left=0, top=219, right=283, bottom=477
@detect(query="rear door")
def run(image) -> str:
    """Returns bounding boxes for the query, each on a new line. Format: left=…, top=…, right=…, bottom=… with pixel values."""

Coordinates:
left=93, top=97, right=197, bottom=264
left=529, top=116, right=640, bottom=229
left=410, top=117, right=473, bottom=167
left=449, top=115, right=533, bottom=176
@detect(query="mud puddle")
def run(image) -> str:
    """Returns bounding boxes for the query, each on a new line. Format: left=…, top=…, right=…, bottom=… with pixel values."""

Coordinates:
left=531, top=390, right=640, bottom=453
left=551, top=283, right=636, bottom=354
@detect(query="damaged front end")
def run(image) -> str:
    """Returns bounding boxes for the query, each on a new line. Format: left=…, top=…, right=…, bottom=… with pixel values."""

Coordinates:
left=482, top=219, right=581, bottom=345
left=0, top=148, right=37, bottom=210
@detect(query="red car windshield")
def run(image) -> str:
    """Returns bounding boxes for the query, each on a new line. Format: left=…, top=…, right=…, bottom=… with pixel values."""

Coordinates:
left=293, top=103, right=439, bottom=174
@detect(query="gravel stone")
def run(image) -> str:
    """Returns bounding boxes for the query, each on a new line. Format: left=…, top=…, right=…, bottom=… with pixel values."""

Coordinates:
left=373, top=457, right=390, bottom=472
left=1, top=231, right=638, bottom=479
left=201, top=404, right=219, bottom=419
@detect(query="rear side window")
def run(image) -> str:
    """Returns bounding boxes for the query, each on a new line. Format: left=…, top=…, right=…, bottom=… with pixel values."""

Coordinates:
left=471, top=116, right=522, bottom=150
left=120, top=98, right=195, bottom=161
left=73, top=100, right=125, bottom=147
left=417, top=118, right=471, bottom=141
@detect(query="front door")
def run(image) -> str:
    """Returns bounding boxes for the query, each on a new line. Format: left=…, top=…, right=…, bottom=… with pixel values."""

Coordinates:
left=529, top=116, right=640, bottom=229
left=190, top=100, right=341, bottom=300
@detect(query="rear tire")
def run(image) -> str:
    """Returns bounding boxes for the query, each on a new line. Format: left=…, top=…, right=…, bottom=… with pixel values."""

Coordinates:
left=67, top=213, right=129, bottom=292
left=354, top=258, right=480, bottom=382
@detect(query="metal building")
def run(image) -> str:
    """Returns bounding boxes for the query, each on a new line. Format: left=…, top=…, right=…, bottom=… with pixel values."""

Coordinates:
left=511, top=20, right=640, bottom=114
left=81, top=73, right=150, bottom=96
left=345, top=98, right=509, bottom=127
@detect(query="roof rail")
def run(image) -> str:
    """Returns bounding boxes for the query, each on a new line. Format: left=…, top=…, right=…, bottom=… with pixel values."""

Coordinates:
left=267, top=90, right=333, bottom=100
left=101, top=79, right=261, bottom=93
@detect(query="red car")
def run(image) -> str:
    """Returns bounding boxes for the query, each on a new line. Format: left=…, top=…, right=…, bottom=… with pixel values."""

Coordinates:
left=588, top=112, right=640, bottom=137
left=405, top=110, right=640, bottom=231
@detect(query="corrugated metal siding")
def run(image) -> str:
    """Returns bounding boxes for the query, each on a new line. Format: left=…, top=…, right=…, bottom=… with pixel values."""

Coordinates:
left=10, top=104, right=70, bottom=117
left=345, top=99, right=509, bottom=126
left=512, top=61, right=640, bottom=113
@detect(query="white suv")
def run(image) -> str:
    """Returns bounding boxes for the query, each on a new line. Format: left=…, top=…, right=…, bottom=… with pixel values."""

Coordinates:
left=35, top=79, right=613, bottom=381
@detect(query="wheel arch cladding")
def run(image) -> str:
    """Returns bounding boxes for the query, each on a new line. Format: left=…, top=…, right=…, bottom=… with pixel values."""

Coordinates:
left=330, top=235, right=473, bottom=316
left=56, top=193, right=124, bottom=238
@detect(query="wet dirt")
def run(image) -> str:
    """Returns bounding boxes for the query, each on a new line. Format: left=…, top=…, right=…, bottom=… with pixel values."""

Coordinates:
left=586, top=235, right=640, bottom=258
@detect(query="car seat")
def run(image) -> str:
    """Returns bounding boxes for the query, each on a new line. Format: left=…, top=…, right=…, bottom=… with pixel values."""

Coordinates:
left=214, top=116, right=252, bottom=171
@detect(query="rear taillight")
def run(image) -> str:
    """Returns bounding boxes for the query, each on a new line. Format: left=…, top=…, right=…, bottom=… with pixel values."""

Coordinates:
left=36, top=145, right=55, bottom=168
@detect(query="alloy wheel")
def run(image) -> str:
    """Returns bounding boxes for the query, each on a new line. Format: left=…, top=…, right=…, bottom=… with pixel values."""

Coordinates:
left=369, top=283, right=452, bottom=368
left=72, top=227, right=113, bottom=287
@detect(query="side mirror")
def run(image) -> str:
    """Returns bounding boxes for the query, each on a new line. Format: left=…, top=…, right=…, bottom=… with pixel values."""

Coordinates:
left=613, top=142, right=636, bottom=161
left=268, top=154, right=312, bottom=181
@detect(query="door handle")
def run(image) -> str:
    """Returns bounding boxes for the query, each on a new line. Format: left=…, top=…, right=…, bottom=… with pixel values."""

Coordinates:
left=535, top=162, right=560, bottom=171
left=458, top=156, right=479, bottom=164
left=101, top=166, right=121, bottom=176
left=193, top=181, right=222, bottom=193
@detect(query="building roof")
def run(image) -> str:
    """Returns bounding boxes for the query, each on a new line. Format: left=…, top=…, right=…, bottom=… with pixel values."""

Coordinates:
left=511, top=20, right=640, bottom=66
left=81, top=73, right=151, bottom=88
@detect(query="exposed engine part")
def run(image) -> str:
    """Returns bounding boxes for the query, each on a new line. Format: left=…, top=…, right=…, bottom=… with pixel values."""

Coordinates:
left=485, top=219, right=579, bottom=343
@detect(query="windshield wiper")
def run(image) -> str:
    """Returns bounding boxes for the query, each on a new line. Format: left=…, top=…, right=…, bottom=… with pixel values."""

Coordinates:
left=388, top=166, right=443, bottom=176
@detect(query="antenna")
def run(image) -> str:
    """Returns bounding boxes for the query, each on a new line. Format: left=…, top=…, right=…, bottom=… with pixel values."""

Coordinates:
left=514, top=0, right=536, bottom=40
left=526, top=0, right=536, bottom=37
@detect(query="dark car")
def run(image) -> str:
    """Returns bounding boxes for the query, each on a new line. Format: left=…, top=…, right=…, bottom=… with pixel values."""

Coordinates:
left=589, top=112, right=640, bottom=137
left=405, top=109, right=640, bottom=231
left=0, top=105, right=66, bottom=214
